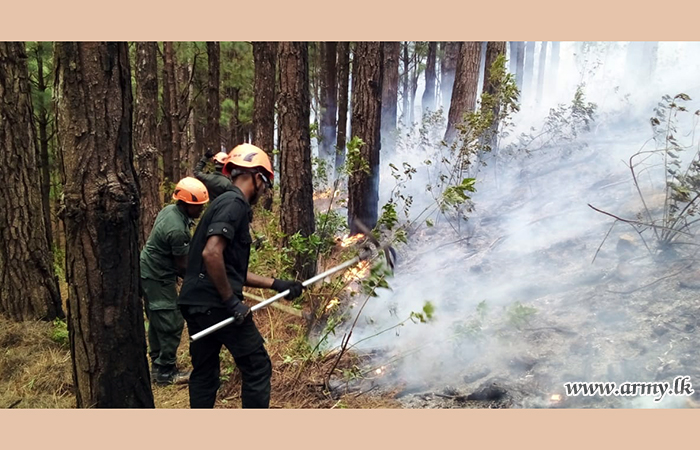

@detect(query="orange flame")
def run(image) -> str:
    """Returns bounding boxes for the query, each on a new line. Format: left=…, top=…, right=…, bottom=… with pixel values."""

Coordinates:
left=326, top=298, right=340, bottom=310
left=340, top=233, right=365, bottom=248
left=343, top=260, right=371, bottom=282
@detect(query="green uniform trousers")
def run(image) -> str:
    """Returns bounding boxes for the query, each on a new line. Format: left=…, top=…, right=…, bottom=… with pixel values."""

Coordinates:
left=142, top=278, right=184, bottom=368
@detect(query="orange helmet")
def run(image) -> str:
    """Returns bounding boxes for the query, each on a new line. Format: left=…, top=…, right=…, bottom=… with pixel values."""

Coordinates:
left=172, top=177, right=209, bottom=205
left=213, top=152, right=228, bottom=165
left=223, top=143, right=274, bottom=185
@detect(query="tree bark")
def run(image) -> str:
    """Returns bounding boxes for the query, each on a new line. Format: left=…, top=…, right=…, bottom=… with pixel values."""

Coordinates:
left=402, top=42, right=410, bottom=127
left=206, top=42, right=221, bottom=154
left=55, top=42, right=154, bottom=408
left=134, top=42, right=160, bottom=249
left=319, top=42, right=338, bottom=164
left=161, top=42, right=175, bottom=185
left=381, top=41, right=400, bottom=145
left=31, top=42, right=54, bottom=254
left=348, top=42, right=383, bottom=233
left=445, top=42, right=482, bottom=142
left=278, top=42, right=316, bottom=280
left=252, top=42, right=277, bottom=159
left=536, top=41, right=548, bottom=105
left=0, top=42, right=62, bottom=322
left=335, top=42, right=350, bottom=175
left=482, top=41, right=507, bottom=148
left=422, top=42, right=437, bottom=114
left=439, top=42, right=460, bottom=111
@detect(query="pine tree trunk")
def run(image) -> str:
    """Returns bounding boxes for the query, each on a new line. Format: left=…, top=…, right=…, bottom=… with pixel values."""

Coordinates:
left=134, top=42, right=161, bottom=249
left=348, top=42, right=383, bottom=233
left=409, top=47, right=420, bottom=125
left=227, top=87, right=241, bottom=147
left=523, top=41, right=535, bottom=102
left=482, top=41, right=507, bottom=148
left=278, top=42, right=316, bottom=280
left=32, top=42, right=54, bottom=254
left=252, top=42, right=277, bottom=159
left=55, top=42, right=154, bottom=408
left=335, top=42, right=350, bottom=175
left=0, top=42, right=63, bottom=321
left=440, top=42, right=460, bottom=111
left=422, top=42, right=437, bottom=114
left=177, top=56, right=192, bottom=175
left=402, top=42, right=410, bottom=126
left=319, top=42, right=338, bottom=164
left=445, top=42, right=481, bottom=142
left=549, top=41, right=560, bottom=96
left=508, top=42, right=517, bottom=74
left=536, top=41, right=548, bottom=105
left=206, top=42, right=221, bottom=154
left=161, top=42, right=175, bottom=186
left=381, top=41, right=400, bottom=146
left=515, top=41, right=525, bottom=93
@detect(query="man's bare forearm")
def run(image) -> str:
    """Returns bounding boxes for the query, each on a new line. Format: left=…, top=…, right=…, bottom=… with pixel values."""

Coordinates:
left=245, top=272, right=274, bottom=289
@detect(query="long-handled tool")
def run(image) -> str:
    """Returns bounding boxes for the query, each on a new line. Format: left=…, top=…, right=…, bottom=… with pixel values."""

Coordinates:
left=190, top=220, right=396, bottom=342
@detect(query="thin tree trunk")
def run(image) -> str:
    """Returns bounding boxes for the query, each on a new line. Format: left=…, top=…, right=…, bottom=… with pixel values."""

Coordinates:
left=206, top=42, right=221, bottom=154
left=134, top=42, right=161, bottom=248
left=445, top=42, right=482, bottom=142
left=422, top=42, right=437, bottom=114
left=335, top=42, right=350, bottom=176
left=252, top=42, right=277, bottom=160
left=0, top=42, right=62, bottom=321
left=508, top=42, right=517, bottom=75
left=348, top=42, right=383, bottom=233
left=440, top=42, right=460, bottom=111
left=278, top=42, right=316, bottom=280
left=161, top=42, right=175, bottom=187
left=409, top=46, right=420, bottom=125
left=381, top=41, right=400, bottom=149
left=319, top=42, right=338, bottom=164
left=515, top=41, right=525, bottom=93
left=482, top=41, right=507, bottom=148
left=402, top=42, right=410, bottom=127
left=536, top=41, right=548, bottom=104
left=55, top=42, right=154, bottom=408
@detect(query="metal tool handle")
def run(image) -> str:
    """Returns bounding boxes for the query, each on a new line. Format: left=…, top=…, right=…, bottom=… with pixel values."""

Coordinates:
left=189, top=256, right=360, bottom=342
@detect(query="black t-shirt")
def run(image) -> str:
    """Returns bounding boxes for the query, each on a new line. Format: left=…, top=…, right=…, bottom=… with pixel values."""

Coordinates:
left=178, top=187, right=253, bottom=308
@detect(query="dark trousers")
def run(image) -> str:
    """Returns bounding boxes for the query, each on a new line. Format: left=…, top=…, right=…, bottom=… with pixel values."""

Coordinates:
left=181, top=306, right=271, bottom=408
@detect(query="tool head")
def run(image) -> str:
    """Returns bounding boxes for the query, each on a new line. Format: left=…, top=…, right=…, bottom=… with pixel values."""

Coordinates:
left=350, top=219, right=397, bottom=272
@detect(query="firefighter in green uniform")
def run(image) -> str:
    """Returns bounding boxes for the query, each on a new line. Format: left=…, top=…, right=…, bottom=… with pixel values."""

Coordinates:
left=193, top=148, right=234, bottom=201
left=140, top=177, right=209, bottom=385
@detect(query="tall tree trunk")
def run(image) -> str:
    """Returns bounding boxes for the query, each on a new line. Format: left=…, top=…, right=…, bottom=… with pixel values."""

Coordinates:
left=482, top=41, right=507, bottom=148
left=186, top=53, right=198, bottom=174
left=508, top=42, right=517, bottom=74
left=445, top=42, right=482, bottom=142
left=422, top=42, right=437, bottom=114
left=381, top=42, right=400, bottom=149
left=440, top=42, right=460, bottom=111
left=515, top=41, right=525, bottom=93
left=477, top=42, right=487, bottom=99
left=161, top=42, right=175, bottom=187
left=252, top=42, right=277, bottom=159
left=335, top=42, right=350, bottom=175
left=134, top=42, right=160, bottom=249
left=32, top=42, right=54, bottom=254
left=409, top=47, right=420, bottom=125
left=177, top=54, right=192, bottom=176
left=278, top=42, right=316, bottom=280
left=206, top=42, right=221, bottom=154
left=523, top=41, right=535, bottom=102
left=55, top=42, right=154, bottom=408
left=549, top=41, right=560, bottom=96
left=348, top=42, right=383, bottom=233
left=227, top=87, right=241, bottom=147
left=319, top=42, right=338, bottom=164
left=0, top=42, right=62, bottom=321
left=536, top=41, right=548, bottom=105
left=402, top=42, right=410, bottom=126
